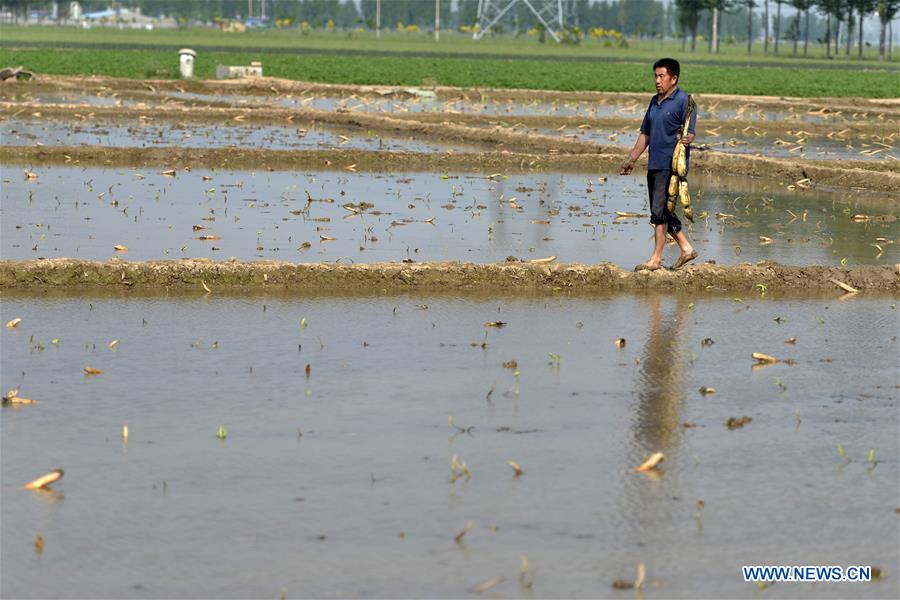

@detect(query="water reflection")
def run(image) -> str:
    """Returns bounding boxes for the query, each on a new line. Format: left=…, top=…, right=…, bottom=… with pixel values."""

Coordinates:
left=633, top=295, right=690, bottom=457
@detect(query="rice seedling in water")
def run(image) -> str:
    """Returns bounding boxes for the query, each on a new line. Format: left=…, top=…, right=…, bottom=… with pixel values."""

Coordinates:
left=612, top=563, right=646, bottom=589
left=2, top=389, right=36, bottom=405
left=519, top=554, right=535, bottom=589
left=634, top=452, right=664, bottom=472
left=23, top=469, right=64, bottom=490
left=450, top=455, right=471, bottom=483
left=725, top=416, right=752, bottom=430
left=454, top=521, right=473, bottom=544
left=471, top=576, right=504, bottom=594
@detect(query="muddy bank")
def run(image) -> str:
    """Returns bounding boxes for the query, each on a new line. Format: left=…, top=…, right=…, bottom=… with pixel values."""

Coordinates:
left=5, top=143, right=898, bottom=193
left=10, top=74, right=900, bottom=114
left=5, top=99, right=893, bottom=141
left=2, top=258, right=897, bottom=294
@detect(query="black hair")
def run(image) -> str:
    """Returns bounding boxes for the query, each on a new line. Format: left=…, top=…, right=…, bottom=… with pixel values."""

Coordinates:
left=653, top=58, right=680, bottom=81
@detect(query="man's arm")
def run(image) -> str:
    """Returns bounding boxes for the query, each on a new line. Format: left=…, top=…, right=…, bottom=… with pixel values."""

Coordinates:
left=619, top=133, right=649, bottom=175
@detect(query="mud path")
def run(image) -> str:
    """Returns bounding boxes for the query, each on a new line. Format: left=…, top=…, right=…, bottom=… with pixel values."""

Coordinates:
left=9, top=75, right=900, bottom=114
left=2, top=258, right=897, bottom=294
left=4, top=97, right=894, bottom=142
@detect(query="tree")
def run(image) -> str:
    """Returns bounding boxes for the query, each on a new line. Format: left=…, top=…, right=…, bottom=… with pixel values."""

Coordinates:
left=745, top=0, right=756, bottom=53
left=773, top=0, right=788, bottom=54
left=792, top=0, right=815, bottom=56
left=844, top=7, right=854, bottom=55
left=706, top=0, right=733, bottom=52
left=763, top=0, right=770, bottom=53
left=876, top=0, right=900, bottom=60
left=818, top=0, right=850, bottom=57
left=849, top=0, right=876, bottom=57
left=675, top=0, right=705, bottom=52
left=785, top=9, right=802, bottom=54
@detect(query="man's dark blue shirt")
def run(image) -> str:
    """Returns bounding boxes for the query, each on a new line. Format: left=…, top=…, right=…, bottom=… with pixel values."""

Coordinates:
left=639, top=87, right=697, bottom=171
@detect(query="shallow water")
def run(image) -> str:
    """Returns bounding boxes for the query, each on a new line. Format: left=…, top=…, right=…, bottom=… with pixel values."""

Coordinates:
left=3, top=117, right=892, bottom=163
left=0, top=119, right=479, bottom=153
left=3, top=166, right=897, bottom=266
left=162, top=90, right=630, bottom=118
left=1, top=292, right=897, bottom=598
left=0, top=90, right=150, bottom=107
left=533, top=126, right=897, bottom=162
left=159, top=91, right=896, bottom=125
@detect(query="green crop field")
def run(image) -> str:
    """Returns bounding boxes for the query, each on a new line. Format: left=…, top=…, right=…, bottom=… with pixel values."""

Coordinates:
left=3, top=26, right=899, bottom=66
left=1, top=26, right=898, bottom=97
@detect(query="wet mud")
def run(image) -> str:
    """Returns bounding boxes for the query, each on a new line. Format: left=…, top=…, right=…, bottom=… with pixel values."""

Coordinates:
left=8, top=74, right=900, bottom=113
left=2, top=258, right=897, bottom=293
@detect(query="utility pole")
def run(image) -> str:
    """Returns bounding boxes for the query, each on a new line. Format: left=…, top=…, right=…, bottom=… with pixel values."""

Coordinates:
left=376, top=0, right=381, bottom=39
left=248, top=0, right=252, bottom=19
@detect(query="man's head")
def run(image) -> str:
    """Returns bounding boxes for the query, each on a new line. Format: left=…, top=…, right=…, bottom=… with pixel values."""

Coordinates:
left=653, top=58, right=680, bottom=96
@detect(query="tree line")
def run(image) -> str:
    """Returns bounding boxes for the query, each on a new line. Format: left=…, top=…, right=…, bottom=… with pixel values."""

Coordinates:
left=7, top=0, right=898, bottom=59
left=676, top=0, right=898, bottom=61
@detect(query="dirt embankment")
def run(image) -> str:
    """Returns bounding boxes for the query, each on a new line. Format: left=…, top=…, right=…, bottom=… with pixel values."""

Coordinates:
left=4, top=95, right=895, bottom=144
left=2, top=258, right=897, bottom=294
left=14, top=74, right=900, bottom=113
left=3, top=85, right=896, bottom=142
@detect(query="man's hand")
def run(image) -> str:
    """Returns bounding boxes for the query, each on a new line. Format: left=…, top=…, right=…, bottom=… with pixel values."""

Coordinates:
left=681, top=133, right=695, bottom=146
left=619, top=159, right=635, bottom=175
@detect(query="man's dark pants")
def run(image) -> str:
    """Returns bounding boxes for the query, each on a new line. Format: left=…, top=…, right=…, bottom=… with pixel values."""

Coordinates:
left=647, top=169, right=682, bottom=235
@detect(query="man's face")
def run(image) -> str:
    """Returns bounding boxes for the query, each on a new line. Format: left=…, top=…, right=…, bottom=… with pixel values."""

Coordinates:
left=654, top=67, right=677, bottom=96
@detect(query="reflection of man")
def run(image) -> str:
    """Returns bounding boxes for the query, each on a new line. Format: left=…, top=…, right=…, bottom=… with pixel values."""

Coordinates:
left=634, top=295, right=689, bottom=454
left=620, top=58, right=698, bottom=272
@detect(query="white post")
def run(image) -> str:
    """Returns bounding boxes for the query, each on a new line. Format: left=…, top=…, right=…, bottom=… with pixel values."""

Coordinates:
left=712, top=6, right=718, bottom=53
left=376, top=0, right=381, bottom=38
left=247, top=0, right=252, bottom=19
left=435, top=0, right=440, bottom=41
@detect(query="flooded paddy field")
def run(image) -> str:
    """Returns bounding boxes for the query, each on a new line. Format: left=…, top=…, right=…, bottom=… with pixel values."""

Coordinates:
left=3, top=99, right=894, bottom=175
left=533, top=127, right=896, bottom=162
left=0, top=119, right=481, bottom=154
left=3, top=165, right=897, bottom=267
left=2, top=291, right=898, bottom=599
left=2, top=75, right=899, bottom=599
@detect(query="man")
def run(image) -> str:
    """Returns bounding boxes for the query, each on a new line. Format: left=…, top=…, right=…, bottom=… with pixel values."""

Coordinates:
left=620, top=58, right=698, bottom=271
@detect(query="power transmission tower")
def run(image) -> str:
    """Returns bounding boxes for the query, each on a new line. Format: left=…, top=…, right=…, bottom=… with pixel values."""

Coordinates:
left=474, top=0, right=566, bottom=42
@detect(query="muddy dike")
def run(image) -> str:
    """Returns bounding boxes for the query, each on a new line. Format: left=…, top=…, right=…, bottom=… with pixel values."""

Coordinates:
left=9, top=74, right=900, bottom=114
left=4, top=97, right=893, bottom=141
left=2, top=258, right=897, bottom=294
left=4, top=143, right=898, bottom=193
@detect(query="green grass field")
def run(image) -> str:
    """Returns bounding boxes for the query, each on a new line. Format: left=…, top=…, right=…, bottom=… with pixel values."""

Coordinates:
left=1, top=26, right=898, bottom=97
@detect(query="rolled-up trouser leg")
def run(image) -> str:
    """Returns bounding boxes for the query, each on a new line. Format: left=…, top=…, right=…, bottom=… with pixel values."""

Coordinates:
left=647, top=169, right=682, bottom=236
